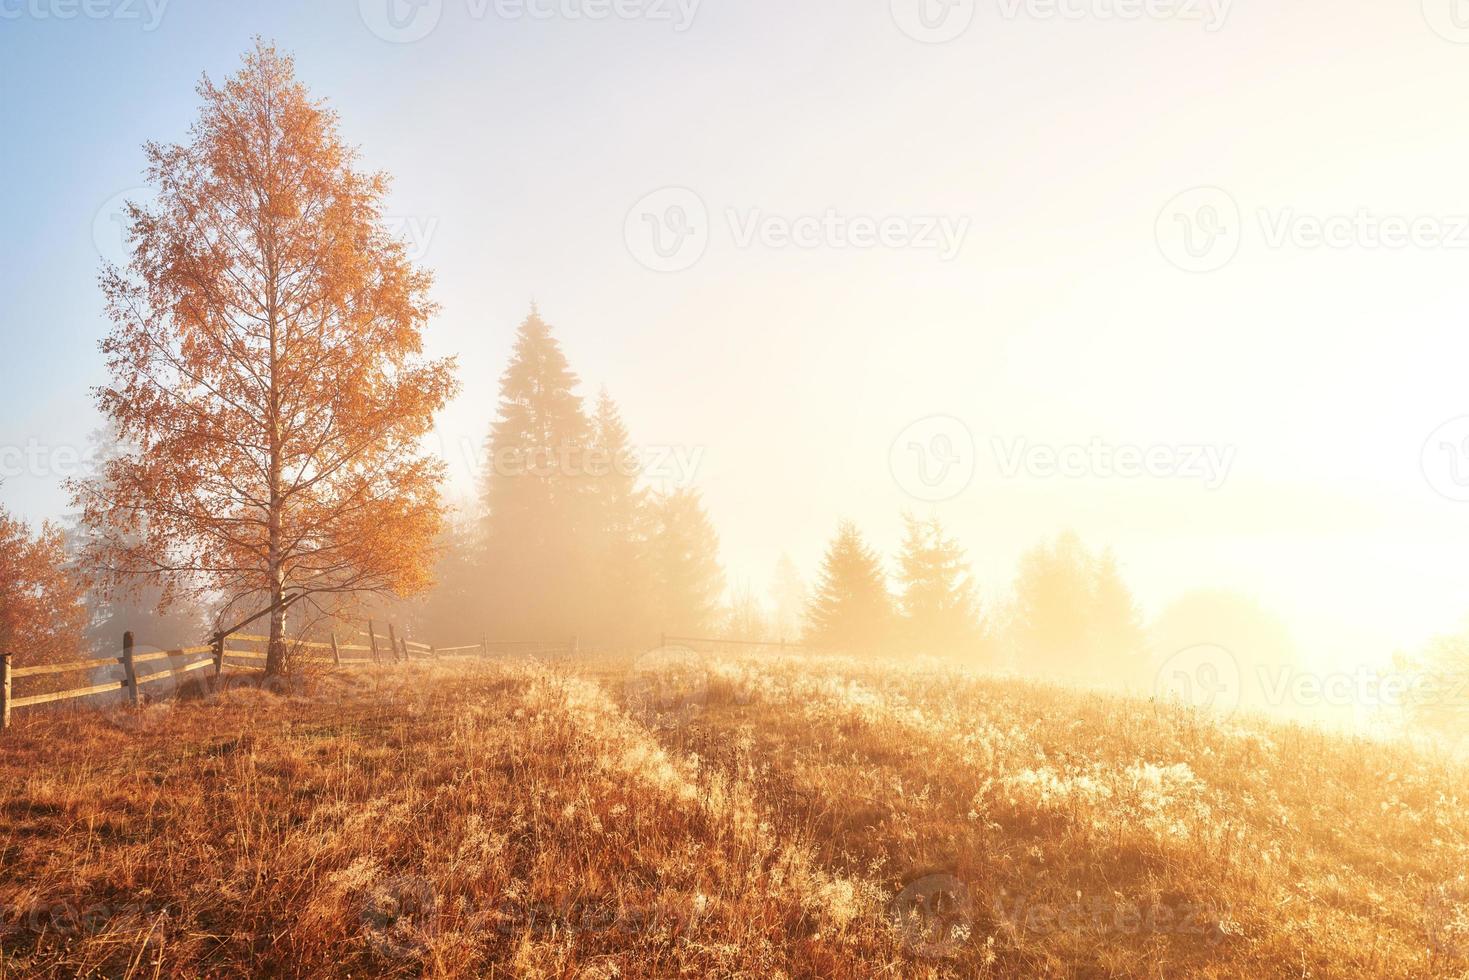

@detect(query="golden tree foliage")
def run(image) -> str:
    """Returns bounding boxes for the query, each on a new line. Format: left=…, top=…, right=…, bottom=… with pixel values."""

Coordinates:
left=72, top=42, right=458, bottom=674
left=0, top=507, right=87, bottom=668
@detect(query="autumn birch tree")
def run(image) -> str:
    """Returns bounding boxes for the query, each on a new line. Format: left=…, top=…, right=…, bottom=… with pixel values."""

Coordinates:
left=72, top=42, right=458, bottom=675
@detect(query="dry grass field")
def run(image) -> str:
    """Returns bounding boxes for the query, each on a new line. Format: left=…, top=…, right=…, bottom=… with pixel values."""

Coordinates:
left=2, top=651, right=1468, bottom=978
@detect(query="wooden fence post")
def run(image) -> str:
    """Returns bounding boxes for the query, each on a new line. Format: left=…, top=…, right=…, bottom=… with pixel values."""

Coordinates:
left=331, top=632, right=342, bottom=667
left=387, top=623, right=399, bottom=664
left=1, top=653, right=11, bottom=731
left=399, top=637, right=409, bottom=661
left=122, top=631, right=139, bottom=707
left=212, top=631, right=225, bottom=679
left=572, top=634, right=580, bottom=657
left=430, top=644, right=437, bottom=660
left=368, top=621, right=380, bottom=665
left=481, top=635, right=488, bottom=658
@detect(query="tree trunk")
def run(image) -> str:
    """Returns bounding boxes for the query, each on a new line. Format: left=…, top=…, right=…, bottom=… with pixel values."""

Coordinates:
left=263, top=85, right=284, bottom=680
left=264, top=325, right=284, bottom=676
left=266, top=564, right=285, bottom=676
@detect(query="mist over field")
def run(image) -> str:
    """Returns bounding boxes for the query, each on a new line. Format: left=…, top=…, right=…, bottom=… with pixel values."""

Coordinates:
left=3, top=3, right=1469, bottom=977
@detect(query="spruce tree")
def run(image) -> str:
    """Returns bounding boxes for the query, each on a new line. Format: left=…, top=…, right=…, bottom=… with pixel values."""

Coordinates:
left=895, top=512, right=980, bottom=655
left=481, top=307, right=593, bottom=638
left=1008, top=531, right=1093, bottom=672
left=1006, top=531, right=1143, bottom=680
left=647, top=488, right=725, bottom=636
left=587, top=388, right=651, bottom=643
left=805, top=520, right=891, bottom=653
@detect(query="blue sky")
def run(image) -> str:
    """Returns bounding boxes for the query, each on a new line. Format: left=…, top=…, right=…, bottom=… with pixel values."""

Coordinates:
left=7, top=0, right=1469, bottom=675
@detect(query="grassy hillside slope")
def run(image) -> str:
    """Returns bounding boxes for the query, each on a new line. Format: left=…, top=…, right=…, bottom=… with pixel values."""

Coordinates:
left=2, top=652, right=1466, bottom=977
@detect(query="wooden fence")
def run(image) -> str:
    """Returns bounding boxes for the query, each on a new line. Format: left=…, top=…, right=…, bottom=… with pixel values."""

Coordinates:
left=0, top=623, right=575, bottom=731
left=0, top=629, right=799, bottom=730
